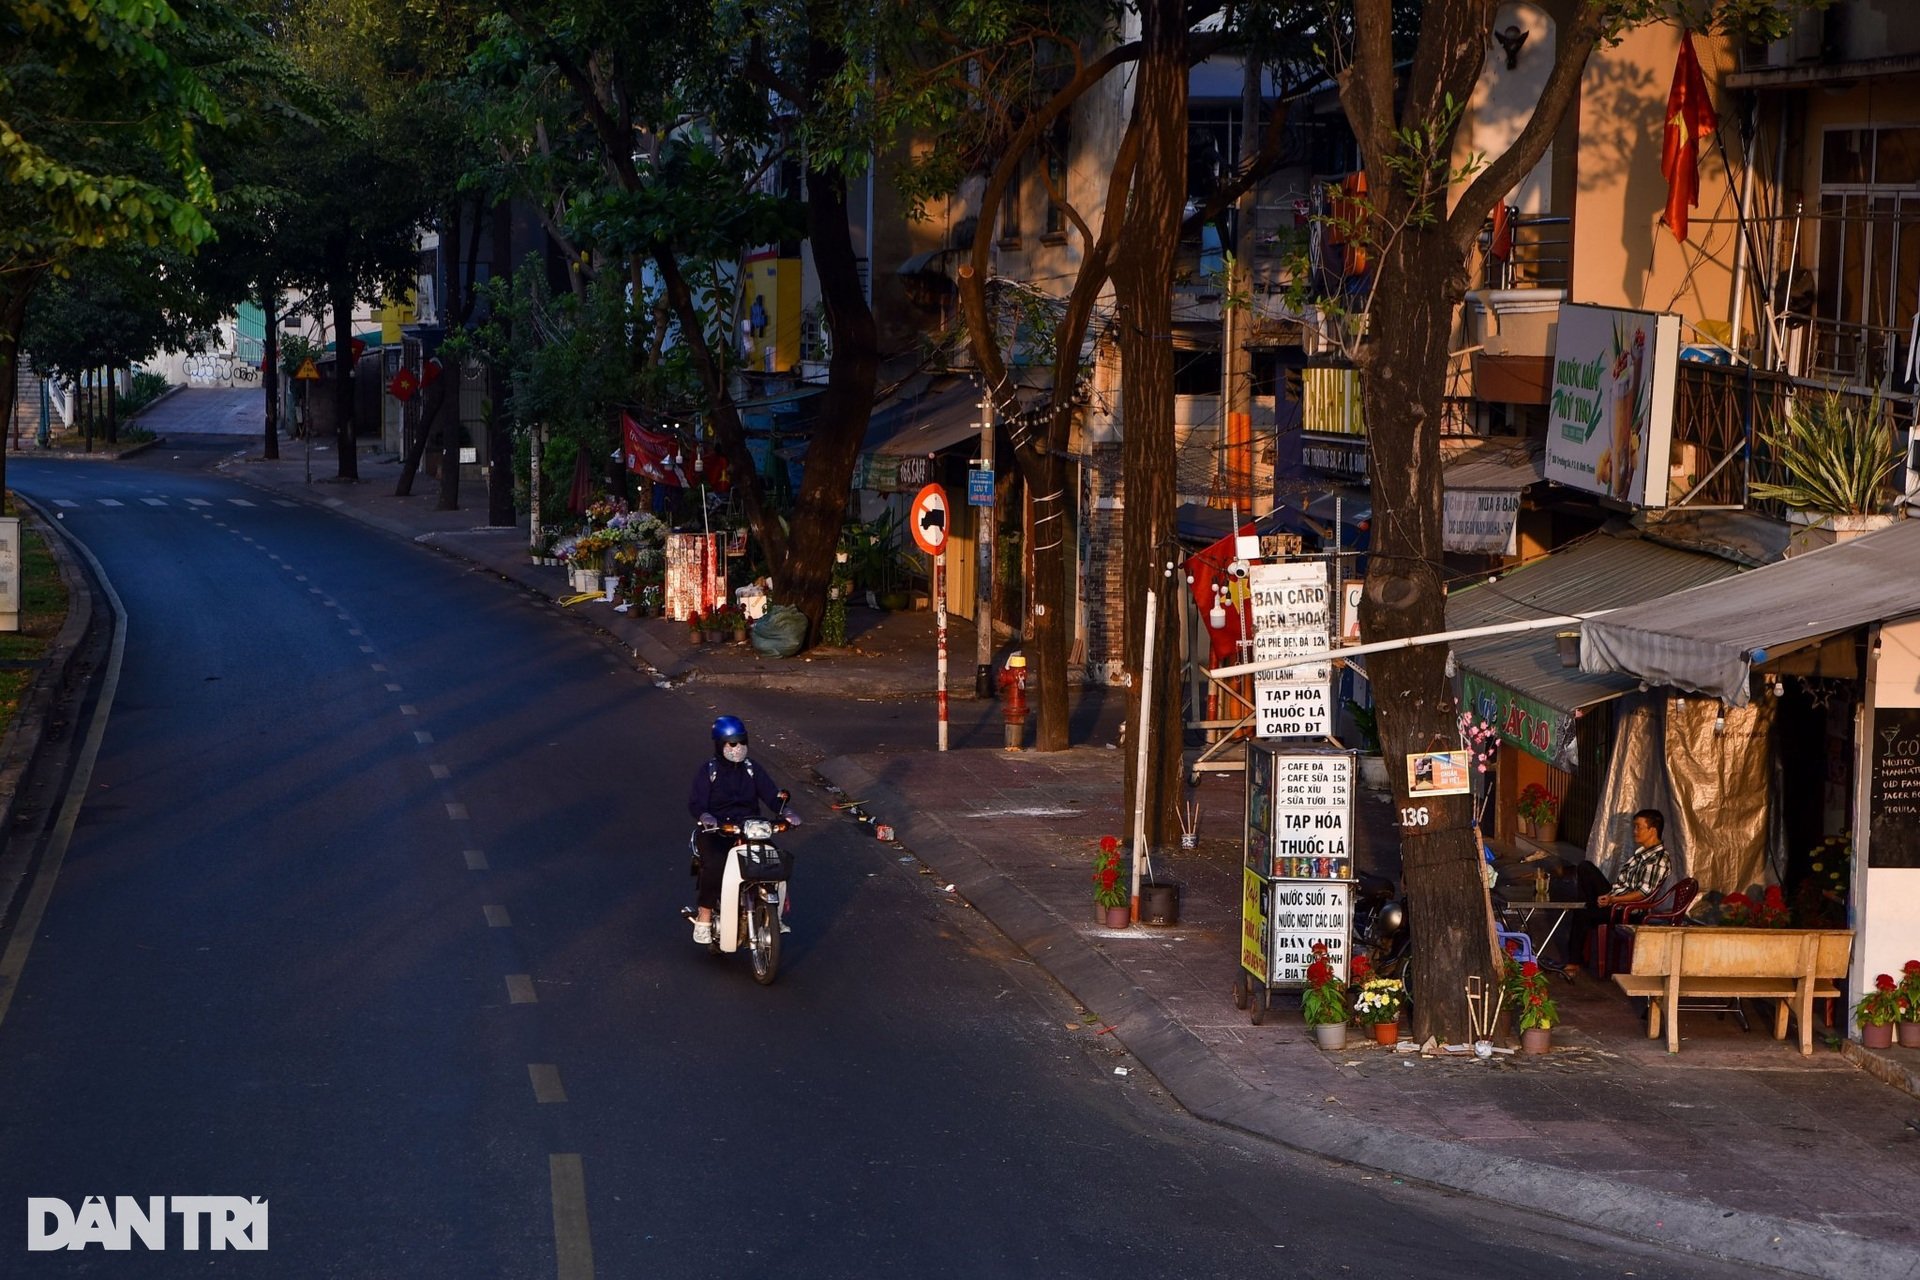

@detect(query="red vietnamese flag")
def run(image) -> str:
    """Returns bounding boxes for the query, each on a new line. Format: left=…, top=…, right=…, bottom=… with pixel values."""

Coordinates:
left=420, top=357, right=443, bottom=387
left=387, top=368, right=419, bottom=402
left=621, top=412, right=691, bottom=486
left=1661, top=33, right=1718, bottom=243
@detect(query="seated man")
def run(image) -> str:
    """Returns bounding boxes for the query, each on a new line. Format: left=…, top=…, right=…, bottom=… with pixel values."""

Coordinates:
left=1557, top=808, right=1671, bottom=972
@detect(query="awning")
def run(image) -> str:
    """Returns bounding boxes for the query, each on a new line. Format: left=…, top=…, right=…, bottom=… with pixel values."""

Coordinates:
left=1583, top=517, right=1920, bottom=705
left=1448, top=531, right=1745, bottom=766
left=865, top=378, right=984, bottom=457
left=1441, top=439, right=1542, bottom=554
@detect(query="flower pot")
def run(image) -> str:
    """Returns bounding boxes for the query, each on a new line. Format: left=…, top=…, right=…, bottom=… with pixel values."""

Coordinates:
left=1862, top=1022, right=1895, bottom=1050
left=1312, top=1023, right=1347, bottom=1050
left=570, top=568, right=599, bottom=594
left=1372, top=1021, right=1400, bottom=1046
left=704, top=629, right=726, bottom=645
left=1518, top=816, right=1537, bottom=839
left=732, top=628, right=748, bottom=645
left=602, top=575, right=620, bottom=602
left=1900, top=1021, right=1920, bottom=1049
left=688, top=630, right=705, bottom=646
left=1536, top=817, right=1559, bottom=844
left=1139, top=881, right=1181, bottom=926
left=1520, top=1027, right=1553, bottom=1054
left=1104, top=904, right=1132, bottom=929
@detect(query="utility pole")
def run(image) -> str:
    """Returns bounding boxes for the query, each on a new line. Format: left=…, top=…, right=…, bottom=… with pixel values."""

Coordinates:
left=1222, top=52, right=1262, bottom=510
left=975, top=391, right=995, bottom=696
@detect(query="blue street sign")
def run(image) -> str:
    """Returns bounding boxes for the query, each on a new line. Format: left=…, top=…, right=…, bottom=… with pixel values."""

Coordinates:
left=967, top=469, right=995, bottom=506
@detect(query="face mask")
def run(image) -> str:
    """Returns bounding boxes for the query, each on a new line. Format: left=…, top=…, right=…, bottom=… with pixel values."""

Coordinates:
left=722, top=743, right=748, bottom=764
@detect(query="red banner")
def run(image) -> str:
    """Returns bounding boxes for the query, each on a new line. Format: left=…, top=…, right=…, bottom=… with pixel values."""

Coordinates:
left=622, top=413, right=691, bottom=487
left=1186, top=523, right=1256, bottom=665
left=387, top=368, right=419, bottom=402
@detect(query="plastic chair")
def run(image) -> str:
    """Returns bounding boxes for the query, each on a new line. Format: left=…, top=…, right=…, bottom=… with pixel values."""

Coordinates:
left=1495, top=927, right=1536, bottom=965
left=1599, top=877, right=1698, bottom=977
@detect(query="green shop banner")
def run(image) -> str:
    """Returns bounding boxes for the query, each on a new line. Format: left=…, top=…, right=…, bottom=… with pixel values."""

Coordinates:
left=1463, top=672, right=1578, bottom=771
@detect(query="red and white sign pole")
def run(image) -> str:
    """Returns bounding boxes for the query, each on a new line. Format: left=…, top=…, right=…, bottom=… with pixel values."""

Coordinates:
left=911, top=483, right=952, bottom=752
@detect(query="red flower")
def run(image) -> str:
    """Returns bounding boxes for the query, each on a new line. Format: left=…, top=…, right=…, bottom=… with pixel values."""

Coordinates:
left=1521, top=962, right=1539, bottom=978
left=1530, top=994, right=1544, bottom=1006
left=1724, top=893, right=1752, bottom=909
left=1904, top=960, right=1920, bottom=975
left=1306, top=959, right=1332, bottom=986
left=1099, top=835, right=1119, bottom=854
left=1763, top=885, right=1786, bottom=908
left=1350, top=953, right=1373, bottom=980
left=1876, top=973, right=1896, bottom=991
left=1310, top=941, right=1329, bottom=956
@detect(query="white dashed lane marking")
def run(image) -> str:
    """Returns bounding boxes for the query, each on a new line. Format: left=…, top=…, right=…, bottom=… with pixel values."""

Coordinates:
left=97, top=499, right=123, bottom=508
left=186, top=499, right=211, bottom=507
left=140, top=498, right=167, bottom=507
left=52, top=500, right=77, bottom=508
left=228, top=498, right=256, bottom=507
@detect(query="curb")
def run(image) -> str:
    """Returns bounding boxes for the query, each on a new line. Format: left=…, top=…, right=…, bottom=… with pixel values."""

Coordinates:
left=1842, top=1038, right=1920, bottom=1099
left=0, top=498, right=96, bottom=925
left=817, top=752, right=1920, bottom=1280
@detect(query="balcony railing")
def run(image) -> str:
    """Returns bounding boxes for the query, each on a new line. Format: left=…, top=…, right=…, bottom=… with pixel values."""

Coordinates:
left=1476, top=212, right=1570, bottom=292
left=1669, top=359, right=1912, bottom=514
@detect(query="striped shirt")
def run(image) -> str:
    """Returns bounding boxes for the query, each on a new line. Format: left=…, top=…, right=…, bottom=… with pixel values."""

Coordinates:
left=1613, top=841, right=1670, bottom=899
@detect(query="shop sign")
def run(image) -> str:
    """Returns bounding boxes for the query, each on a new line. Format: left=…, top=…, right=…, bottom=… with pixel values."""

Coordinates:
left=896, top=455, right=930, bottom=489
left=1443, top=488, right=1521, bottom=554
left=1545, top=303, right=1679, bottom=507
left=1265, top=880, right=1353, bottom=985
left=865, top=456, right=899, bottom=493
left=967, top=469, right=994, bottom=506
left=1248, top=560, right=1333, bottom=738
left=1301, top=438, right=1367, bottom=481
left=1464, top=672, right=1578, bottom=771
left=1240, top=868, right=1268, bottom=980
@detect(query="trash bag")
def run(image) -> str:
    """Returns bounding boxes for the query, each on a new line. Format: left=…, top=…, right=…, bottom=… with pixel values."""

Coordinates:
left=750, top=603, right=808, bottom=658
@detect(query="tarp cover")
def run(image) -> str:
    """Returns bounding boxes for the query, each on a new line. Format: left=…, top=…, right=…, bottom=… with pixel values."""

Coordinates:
left=1585, top=694, right=1773, bottom=899
left=1582, top=517, right=1920, bottom=705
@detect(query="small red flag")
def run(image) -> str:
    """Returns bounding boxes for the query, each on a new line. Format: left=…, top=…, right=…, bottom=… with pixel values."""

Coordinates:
left=420, top=357, right=443, bottom=387
left=1490, top=203, right=1513, bottom=262
left=1661, top=33, right=1718, bottom=244
left=387, top=368, right=419, bottom=402
left=349, top=337, right=368, bottom=360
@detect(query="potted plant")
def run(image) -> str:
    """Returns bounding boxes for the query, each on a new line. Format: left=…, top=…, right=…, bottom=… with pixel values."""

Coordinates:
left=1856, top=973, right=1903, bottom=1050
left=687, top=611, right=705, bottom=645
left=1516, top=783, right=1559, bottom=843
left=1749, top=389, right=1900, bottom=556
left=1301, top=942, right=1348, bottom=1049
left=1898, top=961, right=1920, bottom=1049
left=1717, top=884, right=1791, bottom=927
left=1092, top=835, right=1130, bottom=928
left=1352, top=973, right=1407, bottom=1046
left=1505, top=956, right=1558, bottom=1053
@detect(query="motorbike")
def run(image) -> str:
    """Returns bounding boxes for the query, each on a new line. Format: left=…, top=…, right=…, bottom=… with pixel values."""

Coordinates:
left=1353, top=871, right=1412, bottom=986
left=683, top=793, right=795, bottom=985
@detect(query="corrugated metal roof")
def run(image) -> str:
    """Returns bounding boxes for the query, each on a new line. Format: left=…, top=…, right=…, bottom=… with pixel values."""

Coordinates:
left=1584, top=516, right=1920, bottom=705
left=865, top=378, right=983, bottom=457
left=1441, top=438, right=1545, bottom=491
left=1447, top=531, right=1745, bottom=714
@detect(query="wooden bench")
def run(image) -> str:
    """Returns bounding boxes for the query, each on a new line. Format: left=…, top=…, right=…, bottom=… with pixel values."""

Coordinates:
left=1611, top=926, right=1853, bottom=1055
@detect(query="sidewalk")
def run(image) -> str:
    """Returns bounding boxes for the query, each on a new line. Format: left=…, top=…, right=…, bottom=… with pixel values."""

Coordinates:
left=220, top=441, right=1920, bottom=1278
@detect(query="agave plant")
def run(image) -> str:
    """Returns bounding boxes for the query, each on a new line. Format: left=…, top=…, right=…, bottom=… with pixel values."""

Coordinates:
left=1749, top=390, right=1902, bottom=515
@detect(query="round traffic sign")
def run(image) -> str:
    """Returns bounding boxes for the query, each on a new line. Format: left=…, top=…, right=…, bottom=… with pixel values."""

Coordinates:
left=909, top=483, right=949, bottom=556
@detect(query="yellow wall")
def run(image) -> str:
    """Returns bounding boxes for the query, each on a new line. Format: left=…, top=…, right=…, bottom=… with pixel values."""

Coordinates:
left=739, top=255, right=801, bottom=373
left=1571, top=26, right=1740, bottom=343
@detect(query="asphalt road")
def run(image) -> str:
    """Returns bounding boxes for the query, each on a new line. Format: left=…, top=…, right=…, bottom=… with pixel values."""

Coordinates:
left=0, top=440, right=1754, bottom=1278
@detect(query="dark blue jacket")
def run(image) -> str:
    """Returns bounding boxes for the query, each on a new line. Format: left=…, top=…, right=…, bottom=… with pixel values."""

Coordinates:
left=688, top=755, right=782, bottom=822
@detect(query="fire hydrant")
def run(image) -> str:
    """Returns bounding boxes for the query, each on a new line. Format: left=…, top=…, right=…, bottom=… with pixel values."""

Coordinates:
left=998, top=653, right=1029, bottom=750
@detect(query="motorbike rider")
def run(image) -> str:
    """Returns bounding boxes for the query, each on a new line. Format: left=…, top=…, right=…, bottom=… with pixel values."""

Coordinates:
left=687, top=715, right=800, bottom=944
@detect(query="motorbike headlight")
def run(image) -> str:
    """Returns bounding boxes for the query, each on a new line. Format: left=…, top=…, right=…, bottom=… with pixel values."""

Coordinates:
left=743, top=818, right=774, bottom=841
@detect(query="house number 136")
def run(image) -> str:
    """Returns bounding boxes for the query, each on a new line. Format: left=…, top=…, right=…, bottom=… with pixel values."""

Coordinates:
left=1399, top=806, right=1430, bottom=828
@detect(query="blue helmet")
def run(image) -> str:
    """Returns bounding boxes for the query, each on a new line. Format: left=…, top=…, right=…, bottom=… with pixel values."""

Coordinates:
left=711, top=715, right=748, bottom=745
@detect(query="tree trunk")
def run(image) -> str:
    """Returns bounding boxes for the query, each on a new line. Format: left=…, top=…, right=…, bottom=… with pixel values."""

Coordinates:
left=331, top=279, right=358, bottom=481
left=263, top=284, right=280, bottom=460
left=1354, top=222, right=1500, bottom=1044
left=0, top=271, right=37, bottom=489
left=1111, top=0, right=1187, bottom=849
left=105, top=366, right=119, bottom=444
left=436, top=364, right=462, bottom=511
left=779, top=142, right=879, bottom=643
left=487, top=200, right=516, bottom=528
left=395, top=373, right=451, bottom=497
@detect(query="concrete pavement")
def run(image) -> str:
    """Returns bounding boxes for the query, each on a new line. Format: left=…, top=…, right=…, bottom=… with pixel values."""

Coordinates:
left=104, top=431, right=1920, bottom=1276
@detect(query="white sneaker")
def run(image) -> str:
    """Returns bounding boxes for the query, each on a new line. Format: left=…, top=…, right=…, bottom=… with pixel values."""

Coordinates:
left=691, top=920, right=715, bottom=944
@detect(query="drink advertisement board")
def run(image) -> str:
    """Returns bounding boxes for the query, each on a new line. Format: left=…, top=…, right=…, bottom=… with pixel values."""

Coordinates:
left=1545, top=303, right=1679, bottom=507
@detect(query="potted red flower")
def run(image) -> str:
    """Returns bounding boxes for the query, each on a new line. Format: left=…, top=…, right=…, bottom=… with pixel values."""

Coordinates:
left=1092, top=836, right=1129, bottom=929
left=1505, top=956, right=1559, bottom=1053
left=1301, top=942, right=1349, bottom=1049
left=1857, top=973, right=1902, bottom=1050
left=1897, top=961, right=1920, bottom=1048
